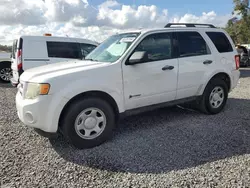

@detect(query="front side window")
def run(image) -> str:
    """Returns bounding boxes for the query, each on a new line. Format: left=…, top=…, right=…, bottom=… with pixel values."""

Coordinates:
left=132, top=32, right=173, bottom=63
left=177, top=32, right=210, bottom=57
left=47, top=42, right=81, bottom=59
left=85, top=33, right=140, bottom=63
left=80, top=43, right=97, bottom=58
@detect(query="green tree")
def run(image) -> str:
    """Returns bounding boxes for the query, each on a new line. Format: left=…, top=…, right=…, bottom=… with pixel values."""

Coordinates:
left=226, top=0, right=250, bottom=44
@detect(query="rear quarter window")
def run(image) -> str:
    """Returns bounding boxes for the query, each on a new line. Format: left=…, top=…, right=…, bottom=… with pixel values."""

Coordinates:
left=206, top=32, right=233, bottom=53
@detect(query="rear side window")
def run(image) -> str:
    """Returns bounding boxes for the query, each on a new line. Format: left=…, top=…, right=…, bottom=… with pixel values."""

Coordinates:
left=206, top=32, right=233, bottom=53
left=47, top=42, right=81, bottom=59
left=80, top=43, right=97, bottom=57
left=177, top=32, right=210, bottom=57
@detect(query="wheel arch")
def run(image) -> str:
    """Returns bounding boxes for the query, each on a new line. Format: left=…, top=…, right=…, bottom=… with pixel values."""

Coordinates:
left=58, top=90, right=120, bottom=128
left=199, top=72, right=231, bottom=95
left=0, top=61, right=11, bottom=67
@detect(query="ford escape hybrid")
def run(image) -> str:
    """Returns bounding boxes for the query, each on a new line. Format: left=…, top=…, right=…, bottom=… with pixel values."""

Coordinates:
left=15, top=23, right=240, bottom=149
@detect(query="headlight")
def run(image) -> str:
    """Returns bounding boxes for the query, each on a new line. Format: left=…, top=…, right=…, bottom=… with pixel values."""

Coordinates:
left=25, top=83, right=50, bottom=99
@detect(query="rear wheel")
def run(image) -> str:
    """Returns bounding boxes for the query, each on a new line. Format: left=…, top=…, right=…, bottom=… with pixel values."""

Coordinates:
left=0, top=62, right=12, bottom=83
left=61, top=97, right=116, bottom=149
left=198, top=78, right=228, bottom=114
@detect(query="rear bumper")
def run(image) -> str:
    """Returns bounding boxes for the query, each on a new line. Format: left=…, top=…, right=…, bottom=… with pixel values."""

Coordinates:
left=11, top=70, right=19, bottom=87
left=10, top=77, right=19, bottom=87
left=231, top=69, right=240, bottom=91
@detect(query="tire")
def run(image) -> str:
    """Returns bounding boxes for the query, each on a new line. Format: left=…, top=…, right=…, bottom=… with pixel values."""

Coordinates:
left=0, top=62, right=12, bottom=83
left=61, top=97, right=116, bottom=149
left=197, top=78, right=228, bottom=115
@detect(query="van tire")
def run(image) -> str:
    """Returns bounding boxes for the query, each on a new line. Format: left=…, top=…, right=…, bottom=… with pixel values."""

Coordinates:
left=0, top=62, right=12, bottom=83
left=61, top=97, right=116, bottom=149
left=198, top=78, right=228, bottom=114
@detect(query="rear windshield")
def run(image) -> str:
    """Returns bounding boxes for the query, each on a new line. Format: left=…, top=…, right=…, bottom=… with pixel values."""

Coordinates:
left=206, top=32, right=233, bottom=53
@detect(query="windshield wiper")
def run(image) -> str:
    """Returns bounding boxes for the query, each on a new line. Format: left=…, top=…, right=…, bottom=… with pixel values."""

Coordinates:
left=84, top=58, right=98, bottom=62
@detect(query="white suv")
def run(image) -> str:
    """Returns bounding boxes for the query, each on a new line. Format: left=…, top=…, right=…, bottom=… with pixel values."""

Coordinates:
left=16, top=23, right=240, bottom=149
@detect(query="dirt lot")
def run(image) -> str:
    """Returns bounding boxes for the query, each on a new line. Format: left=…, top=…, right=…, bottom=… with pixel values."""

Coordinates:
left=1, top=68, right=250, bottom=187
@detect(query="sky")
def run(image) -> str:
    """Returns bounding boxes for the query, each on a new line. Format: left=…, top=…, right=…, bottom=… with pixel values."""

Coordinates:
left=0, top=0, right=236, bottom=45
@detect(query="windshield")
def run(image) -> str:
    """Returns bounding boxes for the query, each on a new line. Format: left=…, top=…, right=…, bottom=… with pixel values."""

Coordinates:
left=85, top=32, right=140, bottom=63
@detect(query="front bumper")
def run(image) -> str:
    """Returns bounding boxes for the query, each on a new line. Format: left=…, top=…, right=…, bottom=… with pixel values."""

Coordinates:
left=16, top=91, right=57, bottom=133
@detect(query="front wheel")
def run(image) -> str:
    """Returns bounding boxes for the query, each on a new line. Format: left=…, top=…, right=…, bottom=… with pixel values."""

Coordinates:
left=61, top=97, right=116, bottom=149
left=198, top=78, right=228, bottom=114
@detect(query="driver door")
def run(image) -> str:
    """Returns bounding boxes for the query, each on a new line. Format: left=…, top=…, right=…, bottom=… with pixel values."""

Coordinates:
left=122, top=32, right=179, bottom=110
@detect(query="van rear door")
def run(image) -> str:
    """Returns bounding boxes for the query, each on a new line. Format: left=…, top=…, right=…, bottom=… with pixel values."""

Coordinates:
left=11, top=38, right=23, bottom=86
left=11, top=39, right=18, bottom=71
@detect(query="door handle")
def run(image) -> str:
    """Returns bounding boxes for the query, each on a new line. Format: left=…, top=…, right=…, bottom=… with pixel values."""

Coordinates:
left=203, top=60, right=213, bottom=65
left=162, top=65, right=174, bottom=71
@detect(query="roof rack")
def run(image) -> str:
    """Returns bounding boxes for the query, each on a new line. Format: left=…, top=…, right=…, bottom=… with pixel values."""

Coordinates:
left=164, top=23, right=216, bottom=28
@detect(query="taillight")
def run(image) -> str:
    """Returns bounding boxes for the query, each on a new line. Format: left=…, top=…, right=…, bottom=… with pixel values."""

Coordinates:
left=235, top=55, right=240, bottom=70
left=17, top=49, right=22, bottom=70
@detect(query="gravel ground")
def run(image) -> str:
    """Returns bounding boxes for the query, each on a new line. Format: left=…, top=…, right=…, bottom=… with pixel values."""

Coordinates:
left=1, top=68, right=250, bottom=187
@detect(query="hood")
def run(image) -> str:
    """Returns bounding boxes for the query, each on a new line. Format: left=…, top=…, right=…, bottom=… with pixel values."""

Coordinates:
left=20, top=60, right=109, bottom=82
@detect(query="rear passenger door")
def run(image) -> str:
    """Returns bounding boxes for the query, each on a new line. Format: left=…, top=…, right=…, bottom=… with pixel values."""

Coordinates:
left=46, top=41, right=82, bottom=64
left=176, top=31, right=215, bottom=99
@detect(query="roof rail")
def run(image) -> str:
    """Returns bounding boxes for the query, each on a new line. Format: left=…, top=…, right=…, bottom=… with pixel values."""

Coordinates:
left=164, top=23, right=216, bottom=28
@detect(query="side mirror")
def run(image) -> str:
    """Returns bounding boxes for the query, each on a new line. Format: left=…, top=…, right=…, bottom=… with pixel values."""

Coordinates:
left=127, top=51, right=147, bottom=65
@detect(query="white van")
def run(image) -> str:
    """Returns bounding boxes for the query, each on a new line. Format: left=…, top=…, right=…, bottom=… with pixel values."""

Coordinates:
left=10, top=34, right=98, bottom=86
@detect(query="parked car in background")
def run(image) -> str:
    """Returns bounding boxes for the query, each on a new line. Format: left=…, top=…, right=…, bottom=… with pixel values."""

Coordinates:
left=10, top=34, right=98, bottom=86
left=0, top=52, right=12, bottom=82
left=15, top=23, right=240, bottom=149
left=236, top=45, right=250, bottom=67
